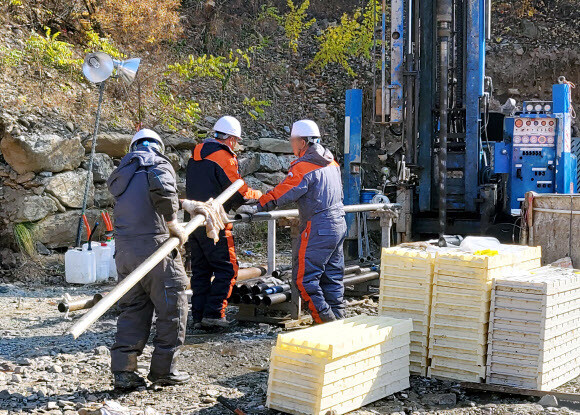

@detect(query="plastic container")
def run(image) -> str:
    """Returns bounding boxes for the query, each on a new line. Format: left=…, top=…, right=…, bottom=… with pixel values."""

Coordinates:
left=360, top=189, right=379, bottom=204
left=95, top=243, right=111, bottom=282
left=82, top=242, right=100, bottom=251
left=65, top=248, right=96, bottom=284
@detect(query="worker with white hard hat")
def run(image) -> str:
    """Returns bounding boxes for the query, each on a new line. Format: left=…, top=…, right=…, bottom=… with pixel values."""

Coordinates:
left=107, top=128, right=190, bottom=389
left=256, top=120, right=347, bottom=323
left=185, top=116, right=262, bottom=329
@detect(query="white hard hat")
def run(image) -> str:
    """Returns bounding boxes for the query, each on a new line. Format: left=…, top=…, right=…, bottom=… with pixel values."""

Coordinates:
left=213, top=116, right=242, bottom=138
left=129, top=128, right=165, bottom=153
left=291, top=119, right=321, bottom=143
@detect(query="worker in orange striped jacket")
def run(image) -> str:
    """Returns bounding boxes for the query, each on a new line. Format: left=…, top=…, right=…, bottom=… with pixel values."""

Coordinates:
left=257, top=120, right=347, bottom=323
left=186, top=116, right=262, bottom=329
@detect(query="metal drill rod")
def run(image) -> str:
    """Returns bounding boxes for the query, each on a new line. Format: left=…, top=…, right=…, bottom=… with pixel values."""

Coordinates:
left=437, top=0, right=452, bottom=247
left=233, top=203, right=401, bottom=223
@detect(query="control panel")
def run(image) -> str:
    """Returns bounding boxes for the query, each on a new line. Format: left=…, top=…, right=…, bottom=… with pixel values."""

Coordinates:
left=502, top=113, right=557, bottom=215
left=494, top=81, right=576, bottom=216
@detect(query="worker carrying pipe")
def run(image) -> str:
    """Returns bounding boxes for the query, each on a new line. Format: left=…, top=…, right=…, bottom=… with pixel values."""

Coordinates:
left=185, top=116, right=263, bottom=329
left=106, top=129, right=190, bottom=390
left=243, top=120, right=347, bottom=324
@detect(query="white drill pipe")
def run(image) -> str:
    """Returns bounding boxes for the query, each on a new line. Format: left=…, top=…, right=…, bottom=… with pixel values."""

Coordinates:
left=66, top=179, right=245, bottom=339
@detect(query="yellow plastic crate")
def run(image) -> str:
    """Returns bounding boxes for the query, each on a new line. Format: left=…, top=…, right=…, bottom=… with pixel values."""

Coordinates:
left=267, top=315, right=413, bottom=415
left=275, top=315, right=412, bottom=360
left=487, top=266, right=580, bottom=390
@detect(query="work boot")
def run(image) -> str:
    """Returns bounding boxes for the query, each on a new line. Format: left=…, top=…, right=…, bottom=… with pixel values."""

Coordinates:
left=113, top=371, right=146, bottom=390
left=188, top=319, right=202, bottom=332
left=201, top=317, right=233, bottom=328
left=147, top=371, right=190, bottom=386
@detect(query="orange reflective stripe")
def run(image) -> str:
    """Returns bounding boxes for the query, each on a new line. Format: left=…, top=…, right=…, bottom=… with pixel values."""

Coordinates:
left=192, top=144, right=203, bottom=161
left=222, top=224, right=238, bottom=318
left=259, top=161, right=322, bottom=206
left=295, top=221, right=322, bottom=323
left=204, top=150, right=260, bottom=199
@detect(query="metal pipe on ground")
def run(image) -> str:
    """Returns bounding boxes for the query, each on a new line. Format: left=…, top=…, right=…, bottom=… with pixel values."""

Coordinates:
left=230, top=293, right=242, bottom=304
left=343, top=271, right=380, bottom=286
left=233, top=203, right=401, bottom=223
left=253, top=294, right=264, bottom=306
left=237, top=266, right=267, bottom=281
left=263, top=284, right=291, bottom=295
left=241, top=294, right=254, bottom=304
left=66, top=179, right=245, bottom=339
left=251, top=282, right=277, bottom=295
left=58, top=293, right=105, bottom=313
left=271, top=266, right=292, bottom=278
left=263, top=291, right=291, bottom=306
left=344, top=265, right=361, bottom=275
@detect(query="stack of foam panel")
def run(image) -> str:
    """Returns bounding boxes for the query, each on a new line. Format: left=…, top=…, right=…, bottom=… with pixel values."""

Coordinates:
left=266, top=315, right=413, bottom=415
left=379, top=246, right=437, bottom=375
left=487, top=266, right=580, bottom=390
left=428, top=246, right=542, bottom=382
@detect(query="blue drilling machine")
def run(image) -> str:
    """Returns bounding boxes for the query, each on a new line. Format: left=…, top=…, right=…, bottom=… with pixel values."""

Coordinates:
left=343, top=0, right=576, bottom=247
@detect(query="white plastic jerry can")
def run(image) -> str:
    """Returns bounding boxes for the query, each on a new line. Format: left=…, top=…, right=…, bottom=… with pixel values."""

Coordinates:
left=95, top=243, right=111, bottom=282
left=65, top=248, right=97, bottom=284
left=82, top=242, right=100, bottom=252
left=108, top=239, right=118, bottom=281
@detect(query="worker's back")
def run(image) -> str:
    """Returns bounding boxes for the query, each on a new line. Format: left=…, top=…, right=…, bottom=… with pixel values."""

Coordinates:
left=186, top=138, right=248, bottom=212
left=107, top=148, right=177, bottom=239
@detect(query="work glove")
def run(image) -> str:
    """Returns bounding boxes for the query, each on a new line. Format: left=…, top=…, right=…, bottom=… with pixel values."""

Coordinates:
left=236, top=204, right=258, bottom=216
left=167, top=219, right=187, bottom=247
left=181, top=199, right=228, bottom=244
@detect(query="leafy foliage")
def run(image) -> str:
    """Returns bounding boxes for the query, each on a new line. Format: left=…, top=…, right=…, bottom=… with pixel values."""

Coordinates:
left=284, top=0, right=316, bottom=53
left=258, top=1, right=315, bottom=53
left=0, top=45, right=25, bottom=67
left=308, top=0, right=379, bottom=76
left=25, top=27, right=82, bottom=71
left=155, top=81, right=201, bottom=131
left=166, top=49, right=250, bottom=90
left=243, top=97, right=272, bottom=119
left=84, top=30, right=125, bottom=60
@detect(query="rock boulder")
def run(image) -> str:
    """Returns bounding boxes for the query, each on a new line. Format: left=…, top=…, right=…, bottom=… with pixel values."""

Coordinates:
left=258, top=138, right=293, bottom=154
left=32, top=209, right=105, bottom=249
left=1, top=188, right=57, bottom=223
left=45, top=169, right=94, bottom=209
left=254, top=172, right=286, bottom=186
left=0, top=133, right=84, bottom=174
left=94, top=184, right=115, bottom=208
left=82, top=153, right=114, bottom=183
left=277, top=155, right=297, bottom=172
left=83, top=132, right=132, bottom=158
left=244, top=176, right=274, bottom=194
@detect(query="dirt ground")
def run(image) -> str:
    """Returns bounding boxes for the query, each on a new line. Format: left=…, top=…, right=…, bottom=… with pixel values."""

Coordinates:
left=1, top=279, right=580, bottom=415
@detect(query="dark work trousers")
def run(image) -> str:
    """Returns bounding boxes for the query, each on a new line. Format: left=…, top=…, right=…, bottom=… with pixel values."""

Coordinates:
left=110, top=235, right=189, bottom=377
left=189, top=223, right=238, bottom=320
left=292, top=215, right=347, bottom=323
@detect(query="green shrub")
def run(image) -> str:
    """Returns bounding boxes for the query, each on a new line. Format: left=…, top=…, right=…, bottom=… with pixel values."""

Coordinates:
left=84, top=30, right=125, bottom=60
left=243, top=97, right=271, bottom=119
left=258, top=1, right=315, bottom=54
left=308, top=0, right=379, bottom=76
left=26, top=27, right=82, bottom=71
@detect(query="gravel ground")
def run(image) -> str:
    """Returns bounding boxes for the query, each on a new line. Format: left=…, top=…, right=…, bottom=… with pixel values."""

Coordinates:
left=1, top=281, right=580, bottom=415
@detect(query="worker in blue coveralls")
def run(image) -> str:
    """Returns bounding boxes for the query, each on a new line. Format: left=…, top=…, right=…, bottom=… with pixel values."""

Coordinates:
left=256, top=120, right=346, bottom=323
